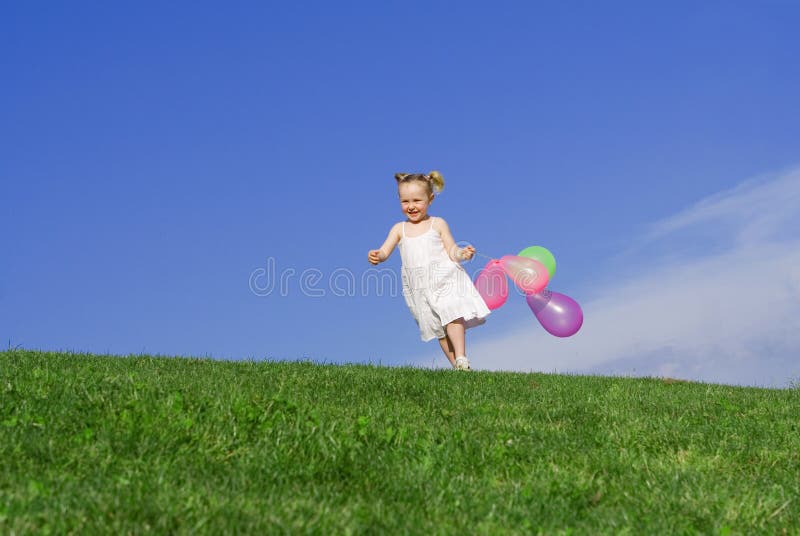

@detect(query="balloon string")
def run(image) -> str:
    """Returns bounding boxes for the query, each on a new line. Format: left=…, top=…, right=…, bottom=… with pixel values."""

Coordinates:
left=472, top=250, right=497, bottom=262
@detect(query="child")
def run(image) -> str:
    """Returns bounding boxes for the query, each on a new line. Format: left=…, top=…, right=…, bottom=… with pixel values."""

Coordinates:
left=368, top=171, right=490, bottom=370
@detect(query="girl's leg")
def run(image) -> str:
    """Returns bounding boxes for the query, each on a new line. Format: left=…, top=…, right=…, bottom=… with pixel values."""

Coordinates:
left=445, top=318, right=467, bottom=358
left=438, top=336, right=457, bottom=367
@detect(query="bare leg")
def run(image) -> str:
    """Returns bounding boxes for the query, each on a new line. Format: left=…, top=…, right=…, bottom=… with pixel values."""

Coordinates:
left=438, top=336, right=456, bottom=367
left=445, top=318, right=466, bottom=358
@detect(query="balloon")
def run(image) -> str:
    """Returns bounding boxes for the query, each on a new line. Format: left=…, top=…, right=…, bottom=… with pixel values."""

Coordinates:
left=474, top=260, right=508, bottom=310
left=518, top=246, right=556, bottom=279
left=499, top=255, right=549, bottom=295
left=526, top=290, right=583, bottom=337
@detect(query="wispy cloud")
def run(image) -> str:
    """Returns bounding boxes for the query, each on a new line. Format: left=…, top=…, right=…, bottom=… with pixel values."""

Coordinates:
left=415, top=167, right=800, bottom=387
left=645, top=166, right=800, bottom=246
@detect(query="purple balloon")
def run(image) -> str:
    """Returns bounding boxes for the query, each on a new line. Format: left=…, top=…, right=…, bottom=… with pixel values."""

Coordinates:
left=526, top=290, right=583, bottom=337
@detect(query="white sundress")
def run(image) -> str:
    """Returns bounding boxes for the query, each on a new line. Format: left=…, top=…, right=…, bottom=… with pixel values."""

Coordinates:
left=398, top=217, right=491, bottom=342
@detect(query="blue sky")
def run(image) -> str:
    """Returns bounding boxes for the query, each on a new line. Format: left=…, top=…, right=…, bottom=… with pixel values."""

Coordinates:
left=2, top=2, right=799, bottom=386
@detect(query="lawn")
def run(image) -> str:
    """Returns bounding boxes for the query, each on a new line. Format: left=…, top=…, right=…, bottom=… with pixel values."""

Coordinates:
left=1, top=350, right=798, bottom=534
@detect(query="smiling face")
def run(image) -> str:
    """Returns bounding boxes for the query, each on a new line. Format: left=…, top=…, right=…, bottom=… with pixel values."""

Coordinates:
left=398, top=181, right=434, bottom=223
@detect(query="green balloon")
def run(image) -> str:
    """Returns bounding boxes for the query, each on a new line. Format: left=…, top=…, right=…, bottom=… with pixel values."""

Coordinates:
left=518, top=246, right=556, bottom=279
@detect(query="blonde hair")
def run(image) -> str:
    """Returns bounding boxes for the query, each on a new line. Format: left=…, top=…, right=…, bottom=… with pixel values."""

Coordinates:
left=394, top=170, right=445, bottom=196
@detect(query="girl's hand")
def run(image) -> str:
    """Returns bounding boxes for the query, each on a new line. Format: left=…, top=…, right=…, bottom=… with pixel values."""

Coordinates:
left=459, top=245, right=475, bottom=261
left=368, top=249, right=384, bottom=265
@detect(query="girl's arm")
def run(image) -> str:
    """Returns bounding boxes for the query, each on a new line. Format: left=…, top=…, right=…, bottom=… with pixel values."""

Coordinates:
left=434, top=217, right=475, bottom=262
left=368, top=223, right=401, bottom=265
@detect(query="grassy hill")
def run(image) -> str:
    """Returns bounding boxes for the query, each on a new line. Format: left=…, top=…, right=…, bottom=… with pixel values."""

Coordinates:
left=1, top=350, right=798, bottom=534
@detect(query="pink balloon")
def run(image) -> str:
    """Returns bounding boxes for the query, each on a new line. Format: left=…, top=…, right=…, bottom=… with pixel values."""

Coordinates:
left=474, top=260, right=508, bottom=310
left=526, top=290, right=583, bottom=337
left=500, top=255, right=550, bottom=295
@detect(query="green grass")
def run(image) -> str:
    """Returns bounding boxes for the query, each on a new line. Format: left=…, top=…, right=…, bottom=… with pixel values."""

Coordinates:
left=1, top=350, right=799, bottom=534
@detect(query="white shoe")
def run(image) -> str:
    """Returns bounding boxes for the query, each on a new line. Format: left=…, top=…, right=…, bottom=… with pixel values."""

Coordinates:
left=454, top=356, right=471, bottom=370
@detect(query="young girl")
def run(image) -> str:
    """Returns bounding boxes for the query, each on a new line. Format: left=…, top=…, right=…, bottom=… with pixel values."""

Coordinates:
left=368, top=171, right=490, bottom=370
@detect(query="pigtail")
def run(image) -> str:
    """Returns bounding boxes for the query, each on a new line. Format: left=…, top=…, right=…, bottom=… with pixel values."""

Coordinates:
left=426, top=170, right=445, bottom=194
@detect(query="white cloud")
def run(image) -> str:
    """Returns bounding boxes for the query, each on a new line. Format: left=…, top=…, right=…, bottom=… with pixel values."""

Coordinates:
left=413, top=167, right=800, bottom=387
left=645, top=166, right=800, bottom=245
